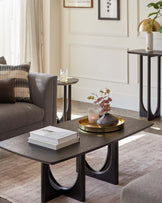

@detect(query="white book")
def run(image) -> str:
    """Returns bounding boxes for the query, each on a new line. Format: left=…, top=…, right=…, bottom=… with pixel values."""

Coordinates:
left=28, top=136, right=80, bottom=150
left=30, top=126, right=78, bottom=144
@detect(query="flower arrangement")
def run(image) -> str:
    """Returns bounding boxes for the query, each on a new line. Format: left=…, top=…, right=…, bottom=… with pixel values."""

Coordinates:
left=88, top=88, right=112, bottom=114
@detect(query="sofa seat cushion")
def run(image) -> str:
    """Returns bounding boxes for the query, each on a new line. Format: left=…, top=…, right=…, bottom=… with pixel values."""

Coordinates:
left=121, top=167, right=162, bottom=203
left=0, top=102, right=44, bottom=134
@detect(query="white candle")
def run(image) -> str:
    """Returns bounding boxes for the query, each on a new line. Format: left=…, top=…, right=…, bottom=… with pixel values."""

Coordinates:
left=60, top=69, right=68, bottom=82
left=88, top=107, right=99, bottom=124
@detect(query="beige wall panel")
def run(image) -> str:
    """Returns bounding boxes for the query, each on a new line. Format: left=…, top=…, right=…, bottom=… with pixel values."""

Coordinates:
left=69, top=0, right=128, bottom=37
left=69, top=44, right=128, bottom=84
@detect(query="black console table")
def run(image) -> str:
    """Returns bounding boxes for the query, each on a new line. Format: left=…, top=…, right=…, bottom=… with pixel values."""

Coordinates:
left=128, top=49, right=161, bottom=121
left=57, top=77, right=79, bottom=122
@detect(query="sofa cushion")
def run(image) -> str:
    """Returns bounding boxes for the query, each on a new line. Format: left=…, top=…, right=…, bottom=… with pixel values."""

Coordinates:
left=0, top=102, right=44, bottom=134
left=121, top=167, right=162, bottom=203
left=0, top=78, right=16, bottom=103
left=0, top=64, right=31, bottom=102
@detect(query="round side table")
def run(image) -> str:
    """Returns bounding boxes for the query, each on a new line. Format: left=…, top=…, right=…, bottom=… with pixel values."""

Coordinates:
left=57, top=77, right=79, bottom=123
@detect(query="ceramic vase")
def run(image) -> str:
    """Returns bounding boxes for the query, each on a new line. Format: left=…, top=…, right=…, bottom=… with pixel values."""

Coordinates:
left=97, top=113, right=118, bottom=127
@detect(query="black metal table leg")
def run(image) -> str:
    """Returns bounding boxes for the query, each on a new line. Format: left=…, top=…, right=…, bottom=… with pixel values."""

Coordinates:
left=67, top=85, right=71, bottom=120
left=57, top=78, right=79, bottom=123
left=59, top=86, right=67, bottom=123
left=140, top=55, right=147, bottom=117
left=41, top=154, right=85, bottom=203
left=85, top=142, right=119, bottom=185
left=147, top=56, right=153, bottom=120
left=155, top=56, right=161, bottom=117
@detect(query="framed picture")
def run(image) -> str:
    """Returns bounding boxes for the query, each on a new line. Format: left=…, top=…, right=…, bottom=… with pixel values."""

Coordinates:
left=64, top=0, right=93, bottom=8
left=98, top=0, right=120, bottom=20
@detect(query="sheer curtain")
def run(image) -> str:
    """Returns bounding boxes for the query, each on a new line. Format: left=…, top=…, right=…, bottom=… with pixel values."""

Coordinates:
left=0, top=0, right=45, bottom=72
left=25, top=0, right=45, bottom=72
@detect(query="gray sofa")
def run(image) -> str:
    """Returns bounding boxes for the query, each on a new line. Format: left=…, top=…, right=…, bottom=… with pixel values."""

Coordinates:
left=0, top=72, right=57, bottom=141
left=121, top=167, right=162, bottom=203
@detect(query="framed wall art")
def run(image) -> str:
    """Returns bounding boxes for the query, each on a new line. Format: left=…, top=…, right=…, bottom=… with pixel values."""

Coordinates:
left=98, top=0, right=120, bottom=20
left=63, top=0, right=93, bottom=8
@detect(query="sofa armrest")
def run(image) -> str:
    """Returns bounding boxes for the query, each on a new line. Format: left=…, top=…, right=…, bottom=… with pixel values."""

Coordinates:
left=29, top=72, right=57, bottom=125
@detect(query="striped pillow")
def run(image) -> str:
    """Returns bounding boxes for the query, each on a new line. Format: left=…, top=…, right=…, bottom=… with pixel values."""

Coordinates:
left=0, top=64, right=31, bottom=102
left=0, top=56, right=7, bottom=64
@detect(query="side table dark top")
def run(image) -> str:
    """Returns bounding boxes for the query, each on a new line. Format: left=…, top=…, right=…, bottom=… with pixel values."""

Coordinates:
left=57, top=77, right=79, bottom=122
left=128, top=49, right=162, bottom=57
left=57, top=77, right=79, bottom=86
left=0, top=116, right=152, bottom=165
left=128, top=49, right=161, bottom=121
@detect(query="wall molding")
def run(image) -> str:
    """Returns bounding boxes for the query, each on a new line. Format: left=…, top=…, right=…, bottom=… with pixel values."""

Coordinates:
left=69, top=0, right=129, bottom=38
left=68, top=43, right=129, bottom=84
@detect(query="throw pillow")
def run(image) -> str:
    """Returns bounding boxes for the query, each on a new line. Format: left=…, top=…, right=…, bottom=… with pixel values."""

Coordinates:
left=0, top=78, right=16, bottom=103
left=0, top=64, right=31, bottom=102
left=0, top=56, right=7, bottom=64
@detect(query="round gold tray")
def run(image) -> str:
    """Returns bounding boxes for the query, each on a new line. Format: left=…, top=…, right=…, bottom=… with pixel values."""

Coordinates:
left=79, top=116, right=125, bottom=133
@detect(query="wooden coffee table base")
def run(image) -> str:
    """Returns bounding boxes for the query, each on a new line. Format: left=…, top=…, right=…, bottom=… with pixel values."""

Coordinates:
left=41, top=142, right=118, bottom=202
left=41, top=155, right=85, bottom=203
left=0, top=116, right=152, bottom=202
left=85, top=142, right=118, bottom=185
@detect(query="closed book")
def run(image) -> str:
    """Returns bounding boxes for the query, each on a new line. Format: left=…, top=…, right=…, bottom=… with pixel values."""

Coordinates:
left=28, top=136, right=80, bottom=150
left=30, top=126, right=78, bottom=144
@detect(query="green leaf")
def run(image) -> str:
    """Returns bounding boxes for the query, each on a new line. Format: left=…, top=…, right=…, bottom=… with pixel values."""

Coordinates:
left=154, top=3, right=160, bottom=9
left=147, top=3, right=156, bottom=8
left=148, top=11, right=159, bottom=17
left=159, top=26, right=162, bottom=33
left=156, top=1, right=162, bottom=7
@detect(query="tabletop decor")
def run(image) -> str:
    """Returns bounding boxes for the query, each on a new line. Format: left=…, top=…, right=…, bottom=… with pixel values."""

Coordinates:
left=63, top=0, right=93, bottom=8
left=88, top=106, right=99, bottom=124
left=60, top=69, right=68, bottom=82
left=138, top=1, right=162, bottom=52
left=147, top=1, right=162, bottom=32
left=98, top=0, right=120, bottom=20
left=88, top=88, right=118, bottom=127
left=79, top=116, right=125, bottom=133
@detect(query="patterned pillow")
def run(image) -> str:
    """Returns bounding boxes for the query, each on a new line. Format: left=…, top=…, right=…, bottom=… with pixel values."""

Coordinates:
left=0, top=64, right=31, bottom=102
left=0, top=56, right=7, bottom=64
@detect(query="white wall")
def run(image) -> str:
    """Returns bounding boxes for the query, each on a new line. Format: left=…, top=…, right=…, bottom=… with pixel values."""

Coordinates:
left=60, top=0, right=162, bottom=115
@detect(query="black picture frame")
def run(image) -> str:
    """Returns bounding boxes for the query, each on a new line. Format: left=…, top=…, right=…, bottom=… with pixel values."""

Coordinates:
left=98, top=0, right=120, bottom=20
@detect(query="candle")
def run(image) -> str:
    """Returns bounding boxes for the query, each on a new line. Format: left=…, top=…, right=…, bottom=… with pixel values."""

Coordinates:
left=60, top=69, right=68, bottom=82
left=88, top=107, right=99, bottom=124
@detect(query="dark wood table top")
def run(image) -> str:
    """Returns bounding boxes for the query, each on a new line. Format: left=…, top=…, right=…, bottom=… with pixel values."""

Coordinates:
left=0, top=116, right=152, bottom=165
left=128, top=49, right=162, bottom=57
left=57, top=77, right=79, bottom=86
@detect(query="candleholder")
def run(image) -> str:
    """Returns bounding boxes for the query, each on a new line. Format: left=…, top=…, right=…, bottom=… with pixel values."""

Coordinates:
left=88, top=107, right=99, bottom=124
left=60, top=69, right=68, bottom=82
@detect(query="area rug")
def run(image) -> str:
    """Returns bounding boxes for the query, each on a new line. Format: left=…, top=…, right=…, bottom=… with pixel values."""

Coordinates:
left=0, top=131, right=162, bottom=203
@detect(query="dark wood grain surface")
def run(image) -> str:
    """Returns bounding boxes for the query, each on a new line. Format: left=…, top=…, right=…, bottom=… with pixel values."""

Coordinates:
left=128, top=49, right=162, bottom=56
left=57, top=78, right=79, bottom=86
left=0, top=116, right=152, bottom=165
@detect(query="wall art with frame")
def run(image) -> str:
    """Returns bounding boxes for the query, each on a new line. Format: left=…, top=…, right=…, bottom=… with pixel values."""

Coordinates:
left=98, top=0, right=120, bottom=20
left=64, top=0, right=93, bottom=8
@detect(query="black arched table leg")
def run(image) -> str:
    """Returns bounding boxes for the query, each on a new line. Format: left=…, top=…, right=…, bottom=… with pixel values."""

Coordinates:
left=85, top=142, right=118, bottom=185
left=41, top=154, right=85, bottom=203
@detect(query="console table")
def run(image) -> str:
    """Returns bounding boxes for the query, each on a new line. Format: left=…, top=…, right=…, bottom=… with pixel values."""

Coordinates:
left=128, top=49, right=161, bottom=120
left=57, top=77, right=79, bottom=122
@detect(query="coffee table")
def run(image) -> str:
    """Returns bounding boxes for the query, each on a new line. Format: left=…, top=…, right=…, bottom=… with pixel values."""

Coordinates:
left=0, top=116, right=152, bottom=202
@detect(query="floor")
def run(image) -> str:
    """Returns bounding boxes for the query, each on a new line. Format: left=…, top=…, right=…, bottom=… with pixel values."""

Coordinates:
left=0, top=99, right=162, bottom=203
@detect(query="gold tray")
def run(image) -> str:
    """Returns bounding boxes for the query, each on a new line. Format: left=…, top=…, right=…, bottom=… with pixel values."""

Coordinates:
left=79, top=116, right=125, bottom=133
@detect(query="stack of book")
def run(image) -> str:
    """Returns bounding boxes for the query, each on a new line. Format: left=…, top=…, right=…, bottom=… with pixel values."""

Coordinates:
left=28, top=126, right=79, bottom=150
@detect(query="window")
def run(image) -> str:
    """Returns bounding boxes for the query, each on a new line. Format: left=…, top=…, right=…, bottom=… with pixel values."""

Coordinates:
left=0, top=0, right=26, bottom=64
